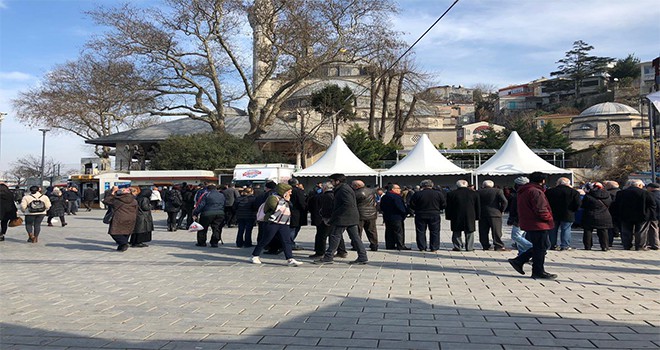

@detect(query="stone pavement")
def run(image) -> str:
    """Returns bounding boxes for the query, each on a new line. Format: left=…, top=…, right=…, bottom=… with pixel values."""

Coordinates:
left=1, top=210, right=658, bottom=350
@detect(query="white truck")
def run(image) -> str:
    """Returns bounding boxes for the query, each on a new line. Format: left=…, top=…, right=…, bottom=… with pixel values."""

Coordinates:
left=232, top=164, right=296, bottom=187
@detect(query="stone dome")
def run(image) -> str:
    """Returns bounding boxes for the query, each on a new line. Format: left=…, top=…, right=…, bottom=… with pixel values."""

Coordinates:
left=578, top=102, right=640, bottom=117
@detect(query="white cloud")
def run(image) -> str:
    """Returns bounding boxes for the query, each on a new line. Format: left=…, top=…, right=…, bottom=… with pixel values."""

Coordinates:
left=0, top=71, right=34, bottom=81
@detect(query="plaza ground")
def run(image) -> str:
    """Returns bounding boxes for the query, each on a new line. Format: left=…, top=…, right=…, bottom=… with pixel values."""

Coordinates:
left=1, top=210, right=659, bottom=349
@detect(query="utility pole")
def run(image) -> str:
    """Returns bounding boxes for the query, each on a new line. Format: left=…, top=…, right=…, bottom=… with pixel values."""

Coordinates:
left=39, top=128, right=50, bottom=188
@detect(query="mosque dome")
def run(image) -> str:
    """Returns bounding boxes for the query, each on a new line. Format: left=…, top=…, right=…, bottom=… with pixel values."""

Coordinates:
left=578, top=102, right=640, bottom=118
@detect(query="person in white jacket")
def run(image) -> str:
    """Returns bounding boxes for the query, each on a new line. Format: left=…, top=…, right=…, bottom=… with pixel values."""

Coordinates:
left=20, top=186, right=52, bottom=243
left=150, top=187, right=162, bottom=210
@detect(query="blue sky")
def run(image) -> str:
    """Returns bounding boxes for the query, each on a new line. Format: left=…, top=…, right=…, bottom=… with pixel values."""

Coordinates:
left=0, top=0, right=659, bottom=174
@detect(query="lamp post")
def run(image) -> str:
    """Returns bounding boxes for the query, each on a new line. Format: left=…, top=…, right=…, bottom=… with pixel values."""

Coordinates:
left=38, top=128, right=50, bottom=188
left=0, top=112, right=6, bottom=165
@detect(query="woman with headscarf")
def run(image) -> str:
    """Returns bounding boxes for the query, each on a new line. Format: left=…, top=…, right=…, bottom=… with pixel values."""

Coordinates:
left=164, top=185, right=183, bottom=231
left=103, top=187, right=138, bottom=251
left=20, top=186, right=51, bottom=243
left=581, top=182, right=613, bottom=251
left=131, top=186, right=154, bottom=248
left=47, top=187, right=67, bottom=227
left=0, top=183, right=19, bottom=241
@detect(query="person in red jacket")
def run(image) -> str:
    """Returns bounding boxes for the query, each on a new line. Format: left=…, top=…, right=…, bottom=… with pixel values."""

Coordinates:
left=508, top=172, right=557, bottom=280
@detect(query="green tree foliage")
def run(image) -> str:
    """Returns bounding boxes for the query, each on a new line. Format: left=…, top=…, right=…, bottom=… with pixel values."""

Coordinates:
left=310, top=84, right=356, bottom=138
left=609, top=54, right=641, bottom=87
left=343, top=124, right=399, bottom=168
left=536, top=122, right=572, bottom=150
left=551, top=40, right=613, bottom=98
left=149, top=133, right=284, bottom=170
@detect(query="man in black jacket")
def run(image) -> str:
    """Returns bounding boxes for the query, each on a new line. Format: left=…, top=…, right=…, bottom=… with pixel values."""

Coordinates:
left=352, top=180, right=379, bottom=251
left=288, top=178, right=307, bottom=250
left=409, top=179, right=446, bottom=252
left=477, top=180, right=508, bottom=251
left=446, top=180, right=480, bottom=251
left=615, top=179, right=656, bottom=250
left=82, top=184, right=96, bottom=211
left=316, top=173, right=368, bottom=264
left=545, top=177, right=581, bottom=251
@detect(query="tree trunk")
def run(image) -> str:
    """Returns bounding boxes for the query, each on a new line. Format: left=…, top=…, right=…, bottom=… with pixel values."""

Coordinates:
left=368, top=73, right=382, bottom=139
left=379, top=75, right=392, bottom=141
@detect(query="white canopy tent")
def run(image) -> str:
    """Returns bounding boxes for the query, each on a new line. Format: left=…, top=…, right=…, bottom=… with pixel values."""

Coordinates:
left=294, top=136, right=378, bottom=180
left=473, top=131, right=572, bottom=187
left=380, top=134, right=470, bottom=176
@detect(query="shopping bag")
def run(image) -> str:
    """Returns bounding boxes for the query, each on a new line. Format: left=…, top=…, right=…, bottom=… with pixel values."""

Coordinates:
left=188, top=221, right=204, bottom=232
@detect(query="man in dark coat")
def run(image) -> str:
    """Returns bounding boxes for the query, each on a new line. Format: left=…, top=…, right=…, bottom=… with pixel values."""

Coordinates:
left=223, top=184, right=240, bottom=228
left=477, top=180, right=508, bottom=251
left=288, top=178, right=308, bottom=249
left=82, top=184, right=96, bottom=211
left=379, top=183, right=410, bottom=250
left=409, top=179, right=446, bottom=252
left=604, top=180, right=621, bottom=246
left=545, top=177, right=581, bottom=250
left=580, top=182, right=612, bottom=251
left=646, top=182, right=660, bottom=250
left=615, top=179, right=656, bottom=250
left=193, top=184, right=226, bottom=247
left=446, top=179, right=480, bottom=251
left=352, top=180, right=379, bottom=251
left=316, top=173, right=368, bottom=264
left=508, top=172, right=556, bottom=279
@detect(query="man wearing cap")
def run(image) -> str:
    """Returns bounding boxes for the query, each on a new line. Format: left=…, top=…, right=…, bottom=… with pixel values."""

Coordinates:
left=477, top=180, right=508, bottom=251
left=316, top=173, right=368, bottom=264
left=409, top=179, right=446, bottom=252
left=508, top=172, right=557, bottom=279
left=646, top=182, right=660, bottom=250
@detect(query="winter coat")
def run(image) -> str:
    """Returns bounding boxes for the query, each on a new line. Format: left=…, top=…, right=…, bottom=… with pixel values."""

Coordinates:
left=289, top=186, right=308, bottom=227
left=181, top=188, right=195, bottom=210
left=517, top=183, right=554, bottom=232
left=20, top=192, right=52, bottom=216
left=506, top=190, right=520, bottom=226
left=319, top=191, right=335, bottom=226
left=354, top=186, right=378, bottom=220
left=83, top=188, right=96, bottom=201
left=164, top=189, right=183, bottom=213
left=445, top=187, right=480, bottom=232
left=651, top=190, right=660, bottom=221
left=615, top=186, right=656, bottom=224
left=193, top=189, right=225, bottom=217
left=306, top=191, right=324, bottom=226
left=545, top=185, right=581, bottom=222
left=64, top=189, right=79, bottom=201
left=47, top=194, right=67, bottom=217
left=103, top=193, right=138, bottom=235
left=134, top=191, right=154, bottom=234
left=330, top=182, right=360, bottom=226
left=581, top=188, right=613, bottom=230
left=607, top=187, right=621, bottom=219
left=478, top=187, right=508, bottom=218
left=0, top=189, right=18, bottom=221
left=380, top=191, right=408, bottom=223
left=409, top=188, right=446, bottom=218
left=223, top=187, right=240, bottom=207
left=234, top=195, right=257, bottom=221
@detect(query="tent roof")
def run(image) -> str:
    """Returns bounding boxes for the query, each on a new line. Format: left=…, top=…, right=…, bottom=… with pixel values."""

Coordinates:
left=381, top=134, right=470, bottom=176
left=474, top=131, right=570, bottom=175
left=294, top=136, right=378, bottom=177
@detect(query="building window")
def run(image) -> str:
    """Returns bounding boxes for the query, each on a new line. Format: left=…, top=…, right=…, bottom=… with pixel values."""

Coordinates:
left=609, top=123, right=621, bottom=136
left=410, top=134, right=422, bottom=143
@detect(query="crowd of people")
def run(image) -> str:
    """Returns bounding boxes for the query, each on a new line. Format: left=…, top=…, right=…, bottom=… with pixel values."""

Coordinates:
left=1, top=172, right=657, bottom=276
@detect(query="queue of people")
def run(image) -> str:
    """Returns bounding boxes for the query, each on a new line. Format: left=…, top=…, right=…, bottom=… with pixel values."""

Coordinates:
left=1, top=173, right=657, bottom=274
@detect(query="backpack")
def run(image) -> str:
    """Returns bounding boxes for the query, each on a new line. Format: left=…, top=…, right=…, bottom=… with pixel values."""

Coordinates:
left=27, top=194, right=46, bottom=213
left=171, top=192, right=182, bottom=207
left=256, top=202, right=267, bottom=222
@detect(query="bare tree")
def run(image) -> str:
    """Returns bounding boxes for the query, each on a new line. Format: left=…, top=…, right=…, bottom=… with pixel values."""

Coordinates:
left=3, top=156, right=71, bottom=186
left=89, top=0, right=400, bottom=138
left=12, top=54, right=159, bottom=165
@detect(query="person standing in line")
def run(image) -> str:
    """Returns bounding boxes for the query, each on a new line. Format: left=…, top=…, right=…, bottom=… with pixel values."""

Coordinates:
left=131, top=186, right=154, bottom=248
left=82, top=184, right=96, bottom=211
left=193, top=184, right=226, bottom=248
left=352, top=180, right=379, bottom=252
left=508, top=172, right=557, bottom=279
left=103, top=187, right=138, bottom=252
left=46, top=188, right=67, bottom=227
left=507, top=177, right=532, bottom=255
left=545, top=177, right=581, bottom=251
left=379, top=184, right=410, bottom=250
left=150, top=186, right=162, bottom=211
left=645, top=182, right=660, bottom=250
left=580, top=182, right=612, bottom=251
left=615, top=179, right=656, bottom=251
left=164, top=185, right=183, bottom=231
left=287, top=178, right=308, bottom=249
left=234, top=187, right=257, bottom=248
left=604, top=180, right=622, bottom=247
left=315, top=173, right=368, bottom=264
left=177, top=184, right=196, bottom=230
left=409, top=179, right=446, bottom=252
left=477, top=180, right=508, bottom=251
left=308, top=181, right=347, bottom=258
left=223, top=183, right=241, bottom=228
left=250, top=183, right=303, bottom=266
left=446, top=180, right=480, bottom=252
left=0, top=183, right=19, bottom=241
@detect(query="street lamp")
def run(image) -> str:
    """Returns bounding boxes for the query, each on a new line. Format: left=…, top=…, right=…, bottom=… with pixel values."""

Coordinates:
left=38, top=128, right=50, bottom=188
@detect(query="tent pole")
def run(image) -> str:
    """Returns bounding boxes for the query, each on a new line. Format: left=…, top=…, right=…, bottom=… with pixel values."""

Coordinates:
left=649, top=100, right=656, bottom=183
